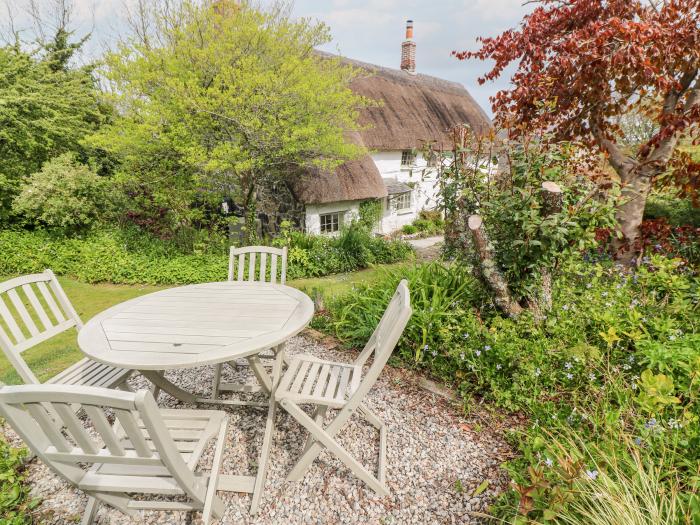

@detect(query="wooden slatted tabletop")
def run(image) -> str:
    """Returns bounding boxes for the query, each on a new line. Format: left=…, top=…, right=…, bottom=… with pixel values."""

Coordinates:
left=78, top=282, right=314, bottom=371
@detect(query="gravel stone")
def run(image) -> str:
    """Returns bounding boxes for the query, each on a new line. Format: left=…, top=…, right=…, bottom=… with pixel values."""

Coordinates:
left=2, top=335, right=512, bottom=524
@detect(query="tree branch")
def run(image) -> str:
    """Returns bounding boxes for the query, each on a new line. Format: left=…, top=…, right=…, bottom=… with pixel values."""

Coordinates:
left=591, top=121, right=636, bottom=178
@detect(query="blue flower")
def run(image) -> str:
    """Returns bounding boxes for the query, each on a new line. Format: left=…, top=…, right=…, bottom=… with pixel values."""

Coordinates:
left=484, top=345, right=491, bottom=351
left=645, top=418, right=657, bottom=429
left=545, top=458, right=553, bottom=468
left=585, top=469, right=599, bottom=480
left=475, top=350, right=482, bottom=357
left=634, top=437, right=643, bottom=445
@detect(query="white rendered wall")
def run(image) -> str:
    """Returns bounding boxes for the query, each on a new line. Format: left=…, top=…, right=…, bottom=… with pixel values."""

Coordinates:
left=371, top=151, right=440, bottom=234
left=305, top=200, right=361, bottom=235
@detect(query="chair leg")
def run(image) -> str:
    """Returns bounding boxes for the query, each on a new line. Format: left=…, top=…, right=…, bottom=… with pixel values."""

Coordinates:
left=81, top=496, right=99, bottom=525
left=300, top=406, right=327, bottom=455
left=249, top=345, right=285, bottom=514
left=281, top=399, right=389, bottom=496
left=202, top=420, right=228, bottom=523
left=212, top=364, right=222, bottom=399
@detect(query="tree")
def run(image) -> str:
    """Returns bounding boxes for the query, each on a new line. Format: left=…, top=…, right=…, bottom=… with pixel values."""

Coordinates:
left=437, top=128, right=616, bottom=317
left=92, top=0, right=369, bottom=242
left=455, top=0, right=700, bottom=264
left=0, top=0, right=104, bottom=223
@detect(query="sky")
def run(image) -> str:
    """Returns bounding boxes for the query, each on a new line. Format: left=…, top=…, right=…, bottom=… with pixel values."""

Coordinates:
left=4, top=0, right=534, bottom=115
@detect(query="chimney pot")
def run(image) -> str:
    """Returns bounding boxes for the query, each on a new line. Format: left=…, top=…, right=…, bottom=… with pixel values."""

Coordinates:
left=401, top=19, right=416, bottom=74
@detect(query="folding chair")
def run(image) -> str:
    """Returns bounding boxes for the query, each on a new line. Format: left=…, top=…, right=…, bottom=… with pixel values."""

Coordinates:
left=0, top=384, right=228, bottom=524
left=212, top=245, right=288, bottom=400
left=0, top=271, right=132, bottom=390
left=275, top=279, right=412, bottom=495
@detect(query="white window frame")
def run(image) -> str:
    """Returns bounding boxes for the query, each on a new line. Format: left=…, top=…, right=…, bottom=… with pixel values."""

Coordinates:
left=319, top=211, right=343, bottom=234
left=400, top=150, right=416, bottom=168
left=392, top=191, right=412, bottom=213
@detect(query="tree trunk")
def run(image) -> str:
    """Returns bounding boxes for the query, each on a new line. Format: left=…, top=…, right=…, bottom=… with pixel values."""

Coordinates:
left=612, top=167, right=653, bottom=265
left=241, top=179, right=258, bottom=245
left=538, top=181, right=563, bottom=314
left=467, top=215, right=523, bottom=317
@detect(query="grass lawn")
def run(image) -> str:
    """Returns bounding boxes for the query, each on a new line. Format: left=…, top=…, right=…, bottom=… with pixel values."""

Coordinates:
left=0, top=262, right=411, bottom=385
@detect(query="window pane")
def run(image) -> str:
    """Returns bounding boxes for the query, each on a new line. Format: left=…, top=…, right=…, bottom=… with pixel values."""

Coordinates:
left=401, top=150, right=415, bottom=167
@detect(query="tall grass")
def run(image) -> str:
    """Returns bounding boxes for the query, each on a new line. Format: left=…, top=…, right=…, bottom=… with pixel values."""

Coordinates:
left=547, top=433, right=685, bottom=525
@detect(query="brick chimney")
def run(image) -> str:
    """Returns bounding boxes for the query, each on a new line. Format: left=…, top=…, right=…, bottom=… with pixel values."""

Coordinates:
left=400, top=20, right=416, bottom=74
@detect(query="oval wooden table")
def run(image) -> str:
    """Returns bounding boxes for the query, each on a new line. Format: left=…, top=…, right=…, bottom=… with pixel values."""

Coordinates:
left=78, top=281, right=315, bottom=514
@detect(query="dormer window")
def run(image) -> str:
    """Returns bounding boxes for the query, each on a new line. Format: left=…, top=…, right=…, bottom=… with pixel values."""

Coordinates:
left=400, top=150, right=416, bottom=168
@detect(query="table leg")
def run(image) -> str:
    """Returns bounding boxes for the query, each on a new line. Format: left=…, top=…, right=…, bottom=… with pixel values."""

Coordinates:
left=249, top=343, right=285, bottom=515
left=140, top=370, right=198, bottom=404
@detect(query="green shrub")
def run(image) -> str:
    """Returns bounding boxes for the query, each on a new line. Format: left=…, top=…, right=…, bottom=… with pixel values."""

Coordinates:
left=0, top=225, right=413, bottom=285
left=412, top=218, right=433, bottom=232
left=0, top=431, right=35, bottom=524
left=401, top=224, right=417, bottom=235
left=323, top=255, right=700, bottom=522
left=12, top=154, right=116, bottom=232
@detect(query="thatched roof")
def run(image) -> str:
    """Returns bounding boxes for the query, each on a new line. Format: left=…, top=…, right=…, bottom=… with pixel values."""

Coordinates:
left=296, top=53, right=491, bottom=204
left=342, top=55, right=492, bottom=150
left=292, top=132, right=387, bottom=205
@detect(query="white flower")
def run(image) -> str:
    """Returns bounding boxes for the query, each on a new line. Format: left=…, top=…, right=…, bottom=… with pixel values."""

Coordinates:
left=460, top=352, right=465, bottom=360
left=475, top=350, right=482, bottom=357
left=588, top=373, right=596, bottom=382
left=585, top=470, right=599, bottom=480
left=496, top=364, right=502, bottom=370
left=668, top=418, right=681, bottom=429
left=535, top=368, right=541, bottom=377
left=545, top=458, right=553, bottom=468
left=564, top=362, right=573, bottom=370
left=669, top=335, right=677, bottom=341
left=484, top=345, right=492, bottom=351
left=566, top=373, right=574, bottom=380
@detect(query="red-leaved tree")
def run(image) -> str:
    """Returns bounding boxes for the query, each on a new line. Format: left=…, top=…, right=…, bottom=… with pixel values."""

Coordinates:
left=456, top=0, right=700, bottom=264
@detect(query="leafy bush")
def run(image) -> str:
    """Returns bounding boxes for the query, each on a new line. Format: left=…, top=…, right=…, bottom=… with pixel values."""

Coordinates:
left=401, top=210, right=444, bottom=237
left=12, top=154, right=116, bottom=231
left=323, top=255, right=700, bottom=522
left=0, top=430, right=34, bottom=524
left=0, top=225, right=413, bottom=285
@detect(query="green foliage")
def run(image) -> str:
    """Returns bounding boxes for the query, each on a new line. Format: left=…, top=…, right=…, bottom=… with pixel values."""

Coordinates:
left=401, top=210, right=445, bottom=236
left=358, top=200, right=383, bottom=231
left=0, top=226, right=412, bottom=285
left=645, top=193, right=700, bottom=228
left=0, top=430, right=35, bottom=524
left=92, top=1, right=370, bottom=239
left=275, top=222, right=413, bottom=280
left=12, top=154, right=115, bottom=231
left=437, top=135, right=617, bottom=305
left=0, top=43, right=103, bottom=222
left=323, top=255, right=700, bottom=522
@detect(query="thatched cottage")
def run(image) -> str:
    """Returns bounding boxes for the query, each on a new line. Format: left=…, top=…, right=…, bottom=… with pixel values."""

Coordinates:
left=295, top=21, right=491, bottom=235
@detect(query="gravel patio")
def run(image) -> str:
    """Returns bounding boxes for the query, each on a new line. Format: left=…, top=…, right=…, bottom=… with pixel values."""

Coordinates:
left=2, top=333, right=512, bottom=524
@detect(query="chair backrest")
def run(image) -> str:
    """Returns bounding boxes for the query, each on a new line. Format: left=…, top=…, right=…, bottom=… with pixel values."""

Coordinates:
left=350, top=280, right=412, bottom=403
left=0, top=384, right=205, bottom=503
left=0, top=270, right=82, bottom=384
left=228, top=245, right=288, bottom=284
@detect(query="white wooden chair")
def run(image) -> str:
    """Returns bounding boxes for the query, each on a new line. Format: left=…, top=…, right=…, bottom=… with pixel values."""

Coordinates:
left=275, top=280, right=412, bottom=496
left=0, top=384, right=228, bottom=524
left=228, top=245, right=287, bottom=284
left=212, top=246, right=288, bottom=399
left=0, top=271, right=132, bottom=390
